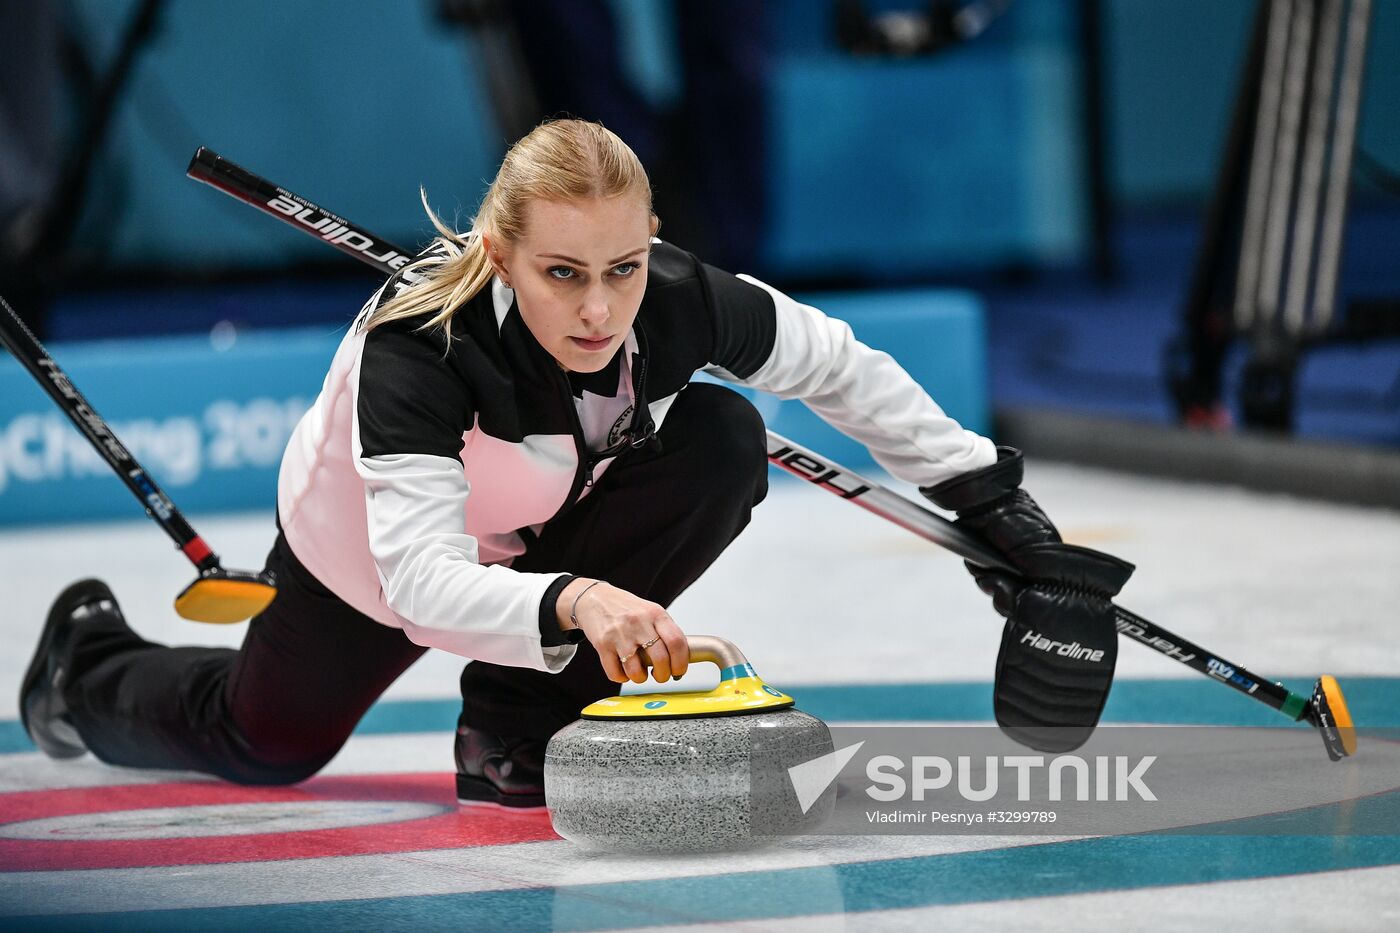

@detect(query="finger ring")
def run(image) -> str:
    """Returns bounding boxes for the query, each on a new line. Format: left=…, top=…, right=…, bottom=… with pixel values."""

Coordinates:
left=641, top=636, right=660, bottom=649
left=619, top=652, right=634, bottom=664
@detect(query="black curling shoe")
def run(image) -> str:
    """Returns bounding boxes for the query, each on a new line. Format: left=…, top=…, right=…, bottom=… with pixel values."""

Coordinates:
left=20, top=578, right=122, bottom=759
left=454, top=724, right=548, bottom=809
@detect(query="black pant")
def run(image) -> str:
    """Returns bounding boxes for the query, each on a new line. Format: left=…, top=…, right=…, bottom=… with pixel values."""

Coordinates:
left=62, top=383, right=768, bottom=784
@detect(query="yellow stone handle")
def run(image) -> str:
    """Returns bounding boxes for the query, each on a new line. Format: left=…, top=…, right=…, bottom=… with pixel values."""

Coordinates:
left=581, top=634, right=791, bottom=718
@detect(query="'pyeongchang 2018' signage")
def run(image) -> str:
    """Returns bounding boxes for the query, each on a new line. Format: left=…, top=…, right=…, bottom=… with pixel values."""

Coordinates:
left=0, top=329, right=335, bottom=526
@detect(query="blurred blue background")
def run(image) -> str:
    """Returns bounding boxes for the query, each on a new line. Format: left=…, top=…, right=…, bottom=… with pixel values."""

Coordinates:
left=2, top=0, right=1398, bottom=524
left=25, top=0, right=1398, bottom=271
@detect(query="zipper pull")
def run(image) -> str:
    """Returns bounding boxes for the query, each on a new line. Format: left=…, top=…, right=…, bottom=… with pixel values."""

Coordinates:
left=627, top=351, right=657, bottom=451
left=583, top=459, right=597, bottom=487
left=630, top=424, right=660, bottom=453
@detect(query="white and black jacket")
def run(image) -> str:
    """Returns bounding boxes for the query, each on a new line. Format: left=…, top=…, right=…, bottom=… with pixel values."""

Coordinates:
left=276, top=241, right=995, bottom=673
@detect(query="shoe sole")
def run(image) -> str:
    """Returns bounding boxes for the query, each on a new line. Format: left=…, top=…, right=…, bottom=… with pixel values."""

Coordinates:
left=455, top=773, right=546, bottom=810
left=19, top=579, right=114, bottom=759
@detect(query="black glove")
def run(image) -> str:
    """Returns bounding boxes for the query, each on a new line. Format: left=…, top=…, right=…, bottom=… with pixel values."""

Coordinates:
left=922, top=447, right=1134, bottom=752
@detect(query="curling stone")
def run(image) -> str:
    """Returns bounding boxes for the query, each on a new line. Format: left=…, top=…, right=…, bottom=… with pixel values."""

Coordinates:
left=545, top=635, right=835, bottom=853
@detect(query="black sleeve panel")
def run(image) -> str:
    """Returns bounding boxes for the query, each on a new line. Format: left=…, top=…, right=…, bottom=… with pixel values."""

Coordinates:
left=357, top=320, right=475, bottom=459
left=700, top=263, right=778, bottom=380
left=538, top=574, right=585, bottom=646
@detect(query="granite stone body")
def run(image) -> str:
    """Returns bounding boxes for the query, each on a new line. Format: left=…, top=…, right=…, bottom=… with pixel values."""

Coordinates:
left=545, top=708, right=834, bottom=852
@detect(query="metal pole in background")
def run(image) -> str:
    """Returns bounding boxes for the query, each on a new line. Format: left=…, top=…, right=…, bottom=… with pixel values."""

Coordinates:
left=1310, top=0, right=1371, bottom=336
left=1232, top=0, right=1297, bottom=336
left=1281, top=0, right=1343, bottom=337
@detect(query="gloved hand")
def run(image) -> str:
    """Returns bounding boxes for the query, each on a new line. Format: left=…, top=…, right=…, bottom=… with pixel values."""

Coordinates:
left=922, top=447, right=1134, bottom=752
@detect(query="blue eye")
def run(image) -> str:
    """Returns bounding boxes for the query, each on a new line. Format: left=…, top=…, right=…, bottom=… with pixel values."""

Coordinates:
left=612, top=263, right=638, bottom=277
left=548, top=266, right=576, bottom=280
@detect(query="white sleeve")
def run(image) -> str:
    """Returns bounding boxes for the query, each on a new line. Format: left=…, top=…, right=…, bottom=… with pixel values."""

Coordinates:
left=714, top=275, right=996, bottom=487
left=356, top=452, right=576, bottom=673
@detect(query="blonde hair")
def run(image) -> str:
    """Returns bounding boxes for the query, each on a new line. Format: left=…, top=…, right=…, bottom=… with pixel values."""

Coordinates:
left=364, top=119, right=654, bottom=335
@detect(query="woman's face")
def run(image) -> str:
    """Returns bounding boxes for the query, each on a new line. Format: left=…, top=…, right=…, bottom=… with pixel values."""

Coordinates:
left=491, top=196, right=653, bottom=373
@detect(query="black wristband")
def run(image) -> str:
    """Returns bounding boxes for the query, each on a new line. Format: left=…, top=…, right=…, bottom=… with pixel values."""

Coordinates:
left=538, top=574, right=585, bottom=646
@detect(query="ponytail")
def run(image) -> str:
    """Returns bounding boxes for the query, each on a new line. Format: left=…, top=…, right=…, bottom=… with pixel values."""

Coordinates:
left=362, top=191, right=496, bottom=335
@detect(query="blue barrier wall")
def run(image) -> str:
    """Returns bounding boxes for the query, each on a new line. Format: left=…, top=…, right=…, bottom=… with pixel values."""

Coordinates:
left=69, top=0, right=1087, bottom=277
left=67, top=0, right=500, bottom=268
left=0, top=291, right=985, bottom=527
left=713, top=290, right=988, bottom=465
left=765, top=46, right=1087, bottom=276
left=0, top=328, right=335, bottom=526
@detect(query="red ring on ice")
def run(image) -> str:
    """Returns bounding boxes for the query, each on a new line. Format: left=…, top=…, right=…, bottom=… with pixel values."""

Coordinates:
left=0, top=773, right=556, bottom=871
